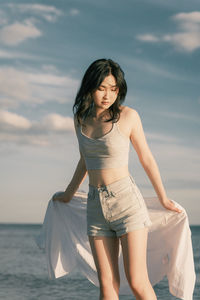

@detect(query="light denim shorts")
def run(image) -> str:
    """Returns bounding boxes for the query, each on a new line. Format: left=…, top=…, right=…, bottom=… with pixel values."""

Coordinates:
left=87, top=174, right=153, bottom=237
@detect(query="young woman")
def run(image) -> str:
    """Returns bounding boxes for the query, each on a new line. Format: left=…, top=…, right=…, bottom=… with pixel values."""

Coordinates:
left=53, top=58, right=182, bottom=300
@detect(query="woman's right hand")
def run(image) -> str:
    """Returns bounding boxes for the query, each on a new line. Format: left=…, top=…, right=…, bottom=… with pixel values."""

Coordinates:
left=52, top=191, right=73, bottom=203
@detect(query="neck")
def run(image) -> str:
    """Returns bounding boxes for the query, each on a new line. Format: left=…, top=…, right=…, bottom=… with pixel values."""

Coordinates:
left=91, top=107, right=109, bottom=121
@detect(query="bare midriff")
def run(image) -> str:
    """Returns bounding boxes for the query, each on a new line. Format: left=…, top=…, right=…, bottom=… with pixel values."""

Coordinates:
left=87, top=165, right=130, bottom=187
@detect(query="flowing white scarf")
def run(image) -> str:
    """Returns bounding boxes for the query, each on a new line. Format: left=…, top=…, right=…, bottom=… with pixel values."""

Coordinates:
left=36, top=191, right=196, bottom=300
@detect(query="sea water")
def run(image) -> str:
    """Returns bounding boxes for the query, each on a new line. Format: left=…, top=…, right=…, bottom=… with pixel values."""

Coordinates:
left=0, top=224, right=199, bottom=300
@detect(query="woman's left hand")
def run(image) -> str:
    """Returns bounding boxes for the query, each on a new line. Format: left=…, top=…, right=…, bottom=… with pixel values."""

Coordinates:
left=160, top=198, right=182, bottom=213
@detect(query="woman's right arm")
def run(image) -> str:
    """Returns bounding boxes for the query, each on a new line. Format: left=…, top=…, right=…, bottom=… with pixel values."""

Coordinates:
left=53, top=156, right=87, bottom=203
left=53, top=116, right=88, bottom=203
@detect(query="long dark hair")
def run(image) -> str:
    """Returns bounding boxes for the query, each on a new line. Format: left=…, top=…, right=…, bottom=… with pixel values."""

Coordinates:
left=73, top=58, right=127, bottom=125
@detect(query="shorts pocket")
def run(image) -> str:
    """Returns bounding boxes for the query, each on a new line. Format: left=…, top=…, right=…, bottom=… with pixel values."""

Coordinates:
left=111, top=184, right=141, bottom=218
left=113, top=182, right=133, bottom=198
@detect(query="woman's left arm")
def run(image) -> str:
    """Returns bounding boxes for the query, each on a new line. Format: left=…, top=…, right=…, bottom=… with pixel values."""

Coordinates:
left=129, top=109, right=182, bottom=213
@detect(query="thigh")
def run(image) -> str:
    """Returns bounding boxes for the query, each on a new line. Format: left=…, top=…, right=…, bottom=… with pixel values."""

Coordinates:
left=120, top=228, right=149, bottom=283
left=88, top=235, right=120, bottom=285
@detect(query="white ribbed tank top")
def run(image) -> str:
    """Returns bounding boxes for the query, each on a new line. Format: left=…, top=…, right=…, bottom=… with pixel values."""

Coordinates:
left=76, top=121, right=130, bottom=170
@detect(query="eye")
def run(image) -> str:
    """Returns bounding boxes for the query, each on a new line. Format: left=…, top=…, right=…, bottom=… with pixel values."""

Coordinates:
left=98, top=87, right=104, bottom=91
left=111, top=88, right=118, bottom=92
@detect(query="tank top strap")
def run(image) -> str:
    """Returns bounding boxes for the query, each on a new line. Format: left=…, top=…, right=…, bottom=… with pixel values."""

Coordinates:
left=114, top=121, right=120, bottom=133
left=114, top=121, right=129, bottom=140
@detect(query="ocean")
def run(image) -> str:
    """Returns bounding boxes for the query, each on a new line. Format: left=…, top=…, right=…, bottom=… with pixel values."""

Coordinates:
left=0, top=224, right=199, bottom=300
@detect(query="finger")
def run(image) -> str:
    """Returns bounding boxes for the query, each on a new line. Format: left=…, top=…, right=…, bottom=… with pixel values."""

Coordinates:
left=169, top=201, right=182, bottom=212
left=170, top=205, right=182, bottom=213
left=175, top=207, right=182, bottom=213
left=165, top=203, right=182, bottom=213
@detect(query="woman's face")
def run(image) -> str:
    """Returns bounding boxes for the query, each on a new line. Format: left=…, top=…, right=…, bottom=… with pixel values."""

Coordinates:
left=92, top=74, right=119, bottom=110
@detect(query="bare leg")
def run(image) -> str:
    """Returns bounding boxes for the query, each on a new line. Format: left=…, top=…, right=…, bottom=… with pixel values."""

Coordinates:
left=120, top=228, right=157, bottom=300
left=88, top=235, right=120, bottom=300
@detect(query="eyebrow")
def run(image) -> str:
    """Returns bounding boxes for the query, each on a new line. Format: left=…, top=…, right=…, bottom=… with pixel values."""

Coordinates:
left=100, top=84, right=118, bottom=88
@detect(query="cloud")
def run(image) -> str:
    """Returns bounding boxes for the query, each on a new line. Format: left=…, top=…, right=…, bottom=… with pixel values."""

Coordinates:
left=0, top=110, right=74, bottom=146
left=0, top=66, right=80, bottom=109
left=145, top=132, right=179, bottom=143
left=0, top=67, right=31, bottom=104
left=0, top=48, right=37, bottom=60
left=0, top=49, right=20, bottom=59
left=0, top=4, right=63, bottom=47
left=136, top=34, right=159, bottom=42
left=0, top=110, right=74, bottom=134
left=69, top=9, right=80, bottom=16
left=173, top=11, right=200, bottom=25
left=0, top=110, right=31, bottom=130
left=163, top=32, right=200, bottom=53
left=0, top=20, right=42, bottom=46
left=158, top=111, right=200, bottom=124
left=136, top=11, right=200, bottom=52
left=7, top=3, right=62, bottom=23
left=121, top=57, right=184, bottom=81
left=40, top=114, right=74, bottom=132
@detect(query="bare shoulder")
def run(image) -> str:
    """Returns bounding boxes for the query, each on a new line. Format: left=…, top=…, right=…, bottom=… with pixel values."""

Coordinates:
left=118, top=106, right=142, bottom=137
left=120, top=105, right=140, bottom=123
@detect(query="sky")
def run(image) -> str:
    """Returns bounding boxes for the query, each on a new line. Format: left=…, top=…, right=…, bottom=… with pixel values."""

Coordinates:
left=0, top=0, right=199, bottom=224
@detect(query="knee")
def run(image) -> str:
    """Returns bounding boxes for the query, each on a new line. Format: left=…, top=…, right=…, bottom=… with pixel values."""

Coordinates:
left=127, top=277, right=147, bottom=295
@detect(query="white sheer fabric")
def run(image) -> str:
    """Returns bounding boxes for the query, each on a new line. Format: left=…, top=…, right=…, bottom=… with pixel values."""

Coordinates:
left=36, top=191, right=196, bottom=300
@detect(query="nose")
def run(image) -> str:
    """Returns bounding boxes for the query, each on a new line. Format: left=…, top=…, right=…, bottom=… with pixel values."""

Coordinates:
left=103, top=89, right=109, bottom=99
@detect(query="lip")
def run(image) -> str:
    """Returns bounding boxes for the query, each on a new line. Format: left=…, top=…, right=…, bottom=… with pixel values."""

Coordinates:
left=102, top=101, right=109, bottom=105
